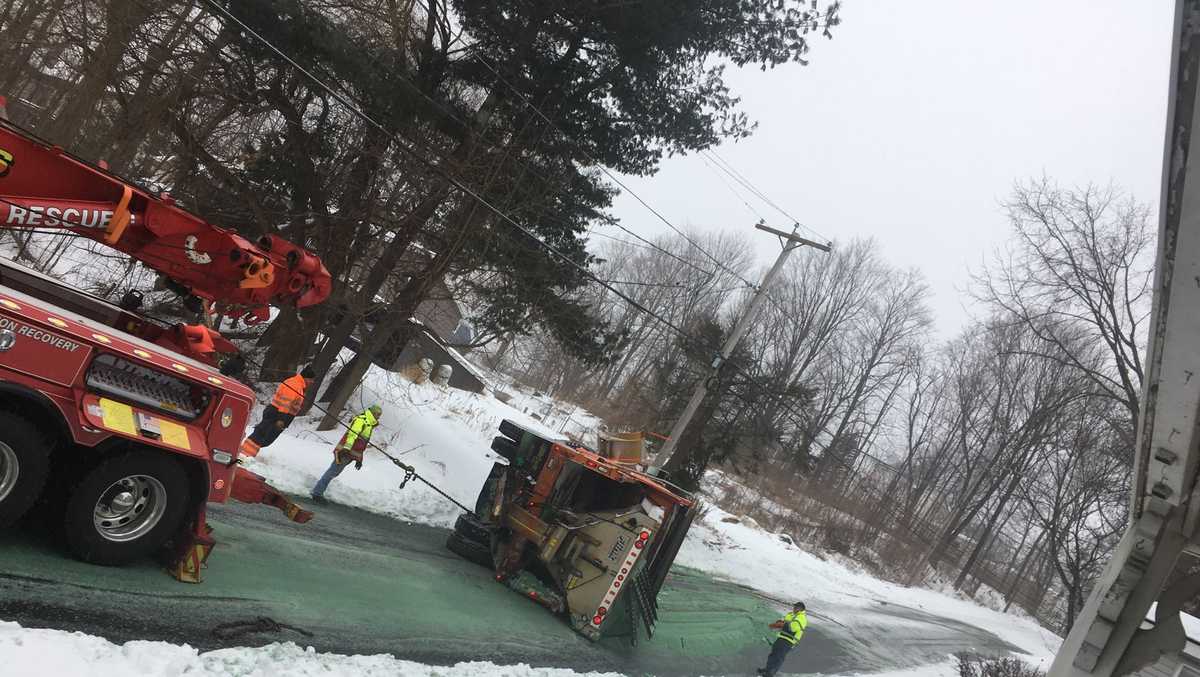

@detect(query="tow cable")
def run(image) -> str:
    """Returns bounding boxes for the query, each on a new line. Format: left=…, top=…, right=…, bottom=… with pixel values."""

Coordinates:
left=247, top=358, right=474, bottom=514
left=212, top=616, right=314, bottom=641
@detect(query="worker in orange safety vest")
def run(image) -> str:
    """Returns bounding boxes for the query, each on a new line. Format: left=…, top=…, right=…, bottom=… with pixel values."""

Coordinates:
left=239, top=365, right=315, bottom=458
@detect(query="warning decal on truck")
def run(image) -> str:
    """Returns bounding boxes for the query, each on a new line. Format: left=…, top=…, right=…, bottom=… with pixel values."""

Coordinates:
left=98, top=398, right=138, bottom=436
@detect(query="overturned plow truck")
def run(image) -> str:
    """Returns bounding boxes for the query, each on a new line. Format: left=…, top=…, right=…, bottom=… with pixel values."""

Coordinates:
left=447, top=420, right=699, bottom=642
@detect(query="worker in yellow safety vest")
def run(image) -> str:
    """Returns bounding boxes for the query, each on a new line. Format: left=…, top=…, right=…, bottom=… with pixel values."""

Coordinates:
left=310, top=404, right=381, bottom=504
left=239, top=366, right=315, bottom=458
left=757, top=601, right=807, bottom=676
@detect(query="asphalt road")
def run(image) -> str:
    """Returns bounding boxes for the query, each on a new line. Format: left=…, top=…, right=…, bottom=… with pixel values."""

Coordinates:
left=0, top=498, right=1019, bottom=676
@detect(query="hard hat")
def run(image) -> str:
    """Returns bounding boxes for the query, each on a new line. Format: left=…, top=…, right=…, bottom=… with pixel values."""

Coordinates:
left=369, top=404, right=382, bottom=416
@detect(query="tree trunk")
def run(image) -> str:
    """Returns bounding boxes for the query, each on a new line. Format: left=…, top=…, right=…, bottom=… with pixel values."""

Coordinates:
left=1003, top=532, right=1045, bottom=613
left=317, top=194, right=495, bottom=428
left=42, top=0, right=152, bottom=148
left=257, top=307, right=310, bottom=378
left=953, top=471, right=1023, bottom=590
left=298, top=185, right=451, bottom=413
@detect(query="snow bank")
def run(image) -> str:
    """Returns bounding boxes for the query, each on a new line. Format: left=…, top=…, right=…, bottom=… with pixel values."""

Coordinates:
left=0, top=621, right=623, bottom=676
left=244, top=368, right=583, bottom=528
left=824, top=658, right=961, bottom=677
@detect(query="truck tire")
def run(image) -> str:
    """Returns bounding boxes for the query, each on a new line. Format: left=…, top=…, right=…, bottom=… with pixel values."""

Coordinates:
left=0, top=412, right=52, bottom=527
left=446, top=531, right=493, bottom=569
left=474, top=462, right=506, bottom=518
left=490, top=436, right=518, bottom=460
left=455, top=512, right=494, bottom=543
left=62, top=450, right=190, bottom=566
left=498, top=419, right=530, bottom=444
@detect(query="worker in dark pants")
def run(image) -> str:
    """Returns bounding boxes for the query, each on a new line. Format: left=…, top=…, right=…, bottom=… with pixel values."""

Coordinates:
left=758, top=601, right=807, bottom=676
left=239, top=366, right=315, bottom=458
left=310, top=404, right=381, bottom=504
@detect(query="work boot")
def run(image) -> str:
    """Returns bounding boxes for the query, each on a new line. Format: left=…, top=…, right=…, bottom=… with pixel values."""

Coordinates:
left=310, top=494, right=328, bottom=505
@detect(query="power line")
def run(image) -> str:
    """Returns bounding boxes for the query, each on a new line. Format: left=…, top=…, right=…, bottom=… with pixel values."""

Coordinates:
left=408, top=0, right=830, bottom=270
left=698, top=152, right=769, bottom=224
left=467, top=53, right=758, bottom=291
left=608, top=223, right=716, bottom=278
left=7, top=1, right=871, bottom=495
left=191, top=0, right=749, bottom=337
left=403, top=0, right=745, bottom=287
left=703, top=149, right=831, bottom=245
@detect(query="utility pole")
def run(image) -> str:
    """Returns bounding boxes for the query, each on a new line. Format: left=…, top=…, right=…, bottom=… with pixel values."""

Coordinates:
left=653, top=223, right=830, bottom=474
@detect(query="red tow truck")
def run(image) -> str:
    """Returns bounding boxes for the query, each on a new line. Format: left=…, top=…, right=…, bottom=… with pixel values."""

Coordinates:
left=0, top=106, right=331, bottom=581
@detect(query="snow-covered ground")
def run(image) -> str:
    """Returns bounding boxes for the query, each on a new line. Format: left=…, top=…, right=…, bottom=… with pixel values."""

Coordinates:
left=0, top=620, right=973, bottom=677
left=242, top=367, right=594, bottom=529
left=0, top=363, right=1061, bottom=675
left=0, top=622, right=623, bottom=676
left=677, top=503, right=1061, bottom=669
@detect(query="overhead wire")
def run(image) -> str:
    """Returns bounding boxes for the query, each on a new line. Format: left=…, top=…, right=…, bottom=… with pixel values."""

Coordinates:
left=289, top=6, right=724, bottom=289
left=698, top=152, right=769, bottom=224
left=702, top=149, right=831, bottom=245
left=466, top=52, right=759, bottom=291
left=607, top=223, right=716, bottom=278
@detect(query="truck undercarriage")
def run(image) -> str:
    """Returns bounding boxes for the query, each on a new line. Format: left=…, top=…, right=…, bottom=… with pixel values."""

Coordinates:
left=446, top=419, right=698, bottom=642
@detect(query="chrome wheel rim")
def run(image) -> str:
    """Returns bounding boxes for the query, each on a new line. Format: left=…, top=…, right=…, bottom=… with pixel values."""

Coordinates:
left=0, top=441, right=17, bottom=504
left=93, top=475, right=167, bottom=542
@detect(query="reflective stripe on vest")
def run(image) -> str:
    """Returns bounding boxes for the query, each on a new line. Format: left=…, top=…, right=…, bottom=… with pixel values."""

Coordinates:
left=271, top=374, right=307, bottom=414
left=239, top=438, right=261, bottom=458
left=776, top=611, right=807, bottom=645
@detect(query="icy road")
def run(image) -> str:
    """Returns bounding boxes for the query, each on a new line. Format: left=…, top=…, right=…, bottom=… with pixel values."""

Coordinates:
left=0, top=498, right=1018, bottom=676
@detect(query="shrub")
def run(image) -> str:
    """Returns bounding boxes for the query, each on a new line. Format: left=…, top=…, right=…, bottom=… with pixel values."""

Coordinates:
left=956, top=653, right=1044, bottom=677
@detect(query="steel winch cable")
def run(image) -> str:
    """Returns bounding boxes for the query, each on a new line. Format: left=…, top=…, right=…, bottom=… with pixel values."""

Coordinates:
left=245, top=356, right=475, bottom=515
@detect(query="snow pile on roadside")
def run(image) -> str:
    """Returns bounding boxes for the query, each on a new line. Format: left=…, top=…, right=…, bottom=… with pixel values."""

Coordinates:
left=0, top=620, right=968, bottom=677
left=828, top=658, right=960, bottom=677
left=244, top=367, right=580, bottom=528
left=676, top=502, right=1061, bottom=668
left=0, top=621, right=624, bottom=676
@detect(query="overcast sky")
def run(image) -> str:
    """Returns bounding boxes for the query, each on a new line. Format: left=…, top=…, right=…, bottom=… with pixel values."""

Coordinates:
left=605, top=0, right=1175, bottom=337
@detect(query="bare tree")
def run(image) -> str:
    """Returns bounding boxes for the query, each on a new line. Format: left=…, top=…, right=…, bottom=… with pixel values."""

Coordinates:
left=977, top=178, right=1154, bottom=436
left=1021, top=398, right=1129, bottom=631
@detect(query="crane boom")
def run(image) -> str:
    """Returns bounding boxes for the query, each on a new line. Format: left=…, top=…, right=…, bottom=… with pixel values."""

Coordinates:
left=0, top=116, right=331, bottom=325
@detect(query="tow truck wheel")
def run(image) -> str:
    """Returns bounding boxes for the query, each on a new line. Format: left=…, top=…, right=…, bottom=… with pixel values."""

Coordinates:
left=63, top=450, right=189, bottom=566
left=0, top=412, right=52, bottom=527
